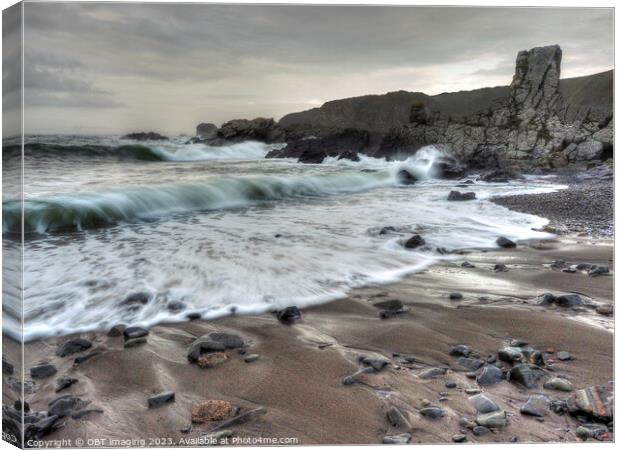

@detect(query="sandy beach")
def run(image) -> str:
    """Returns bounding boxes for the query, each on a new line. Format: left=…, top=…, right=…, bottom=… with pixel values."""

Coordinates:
left=4, top=207, right=613, bottom=445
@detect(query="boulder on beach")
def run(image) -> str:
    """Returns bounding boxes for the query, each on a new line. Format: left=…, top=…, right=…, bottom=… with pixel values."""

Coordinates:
left=447, top=191, right=476, bottom=201
left=55, top=338, right=92, bottom=357
left=496, top=237, right=516, bottom=248
left=196, top=123, right=218, bottom=140
left=404, top=234, right=425, bottom=249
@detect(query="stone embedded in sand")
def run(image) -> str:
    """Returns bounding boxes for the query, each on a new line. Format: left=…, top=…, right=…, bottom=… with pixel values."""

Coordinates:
left=476, top=410, right=507, bottom=428
left=382, top=433, right=411, bottom=444
left=494, top=264, right=509, bottom=272
left=556, top=351, right=571, bottom=361
left=147, top=391, right=175, bottom=408
left=445, top=380, right=457, bottom=389
left=420, top=407, right=444, bottom=420
left=123, top=326, right=149, bottom=341
left=468, top=394, right=499, bottom=414
left=452, top=434, right=467, bottom=443
left=373, top=299, right=403, bottom=311
left=473, top=426, right=490, bottom=436
left=461, top=261, right=475, bottom=268
left=596, top=304, right=613, bottom=315
left=208, top=332, right=244, bottom=349
left=449, top=345, right=470, bottom=357
left=48, top=395, right=87, bottom=417
left=567, top=385, right=613, bottom=423
left=197, top=352, right=229, bottom=369
left=457, top=357, right=484, bottom=371
left=191, top=400, right=234, bottom=423
left=449, top=292, right=463, bottom=300
left=56, top=338, right=93, bottom=357
left=520, top=395, right=550, bottom=417
left=509, top=364, right=544, bottom=388
left=107, top=325, right=126, bottom=337
left=276, top=306, right=302, bottom=324
left=498, top=347, right=523, bottom=363
left=387, top=406, right=410, bottom=428
left=31, top=364, right=58, bottom=379
left=361, top=357, right=390, bottom=372
left=588, top=265, right=609, bottom=277
left=554, top=294, right=583, bottom=307
left=120, top=292, right=150, bottom=307
left=477, top=365, right=504, bottom=386
left=55, top=376, right=78, bottom=393
left=496, top=237, right=516, bottom=248
left=244, top=354, right=260, bottom=363
left=419, top=367, right=447, bottom=379
left=187, top=336, right=227, bottom=362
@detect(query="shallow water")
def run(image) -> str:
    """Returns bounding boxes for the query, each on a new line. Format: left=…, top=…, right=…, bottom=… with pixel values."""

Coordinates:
left=2, top=135, right=566, bottom=341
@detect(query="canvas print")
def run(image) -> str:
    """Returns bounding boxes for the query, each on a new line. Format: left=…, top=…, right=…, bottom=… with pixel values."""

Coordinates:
left=1, top=1, right=614, bottom=448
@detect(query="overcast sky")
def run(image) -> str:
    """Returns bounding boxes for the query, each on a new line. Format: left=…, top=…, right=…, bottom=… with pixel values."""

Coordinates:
left=3, top=3, right=614, bottom=136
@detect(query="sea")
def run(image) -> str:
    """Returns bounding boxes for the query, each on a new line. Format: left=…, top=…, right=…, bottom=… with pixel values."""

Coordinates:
left=1, top=135, right=566, bottom=341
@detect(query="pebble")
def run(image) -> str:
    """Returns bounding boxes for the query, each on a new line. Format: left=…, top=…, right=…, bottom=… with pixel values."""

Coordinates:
left=449, top=292, right=463, bottom=300
left=244, top=354, right=260, bottom=363
left=544, top=377, right=574, bottom=392
left=473, top=426, right=490, bottom=436
left=461, top=261, right=475, bottom=268
left=404, top=234, right=425, bottom=249
left=373, top=299, right=403, bottom=311
left=567, top=385, right=613, bottom=423
left=508, top=364, right=544, bottom=388
left=557, top=351, right=571, bottom=361
left=494, top=264, right=508, bottom=272
left=468, top=394, right=499, bottom=414
left=420, top=407, right=444, bottom=419
left=576, top=426, right=592, bottom=440
left=276, top=306, right=302, bottom=324
left=588, top=265, right=609, bottom=277
left=465, top=372, right=477, bottom=379
left=457, top=357, right=484, bottom=371
left=148, top=391, right=175, bottom=408
left=124, top=338, right=147, bottom=348
left=510, top=339, right=528, bottom=347
left=188, top=333, right=243, bottom=362
left=496, top=237, right=516, bottom=248
left=123, top=327, right=149, bottom=341
left=30, top=364, right=58, bottom=379
left=449, top=345, right=470, bottom=357
left=452, top=434, right=467, bottom=443
left=596, top=304, right=613, bottom=315
left=445, top=381, right=457, bottom=389
left=55, top=376, right=78, bottom=393
left=387, top=406, right=411, bottom=428
left=419, top=367, right=447, bottom=379
left=562, top=268, right=577, bottom=273
left=56, top=338, right=93, bottom=357
left=382, top=433, right=411, bottom=444
left=464, top=388, right=480, bottom=395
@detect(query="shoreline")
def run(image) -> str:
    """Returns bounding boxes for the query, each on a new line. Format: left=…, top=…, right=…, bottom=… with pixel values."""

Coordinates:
left=3, top=235, right=613, bottom=445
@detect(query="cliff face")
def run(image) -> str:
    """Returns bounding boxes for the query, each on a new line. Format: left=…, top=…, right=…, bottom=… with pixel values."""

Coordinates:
left=278, top=45, right=613, bottom=168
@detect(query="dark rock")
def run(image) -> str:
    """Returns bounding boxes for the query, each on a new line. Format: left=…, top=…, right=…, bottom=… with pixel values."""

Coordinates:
left=122, top=132, right=168, bottom=141
left=477, top=365, right=504, bottom=385
left=14, top=400, right=30, bottom=413
left=48, top=395, right=87, bottom=417
left=520, top=395, right=550, bottom=417
left=480, top=169, right=523, bottom=183
left=379, top=308, right=408, bottom=319
left=123, top=326, right=149, bottom=341
left=459, top=417, right=476, bottom=429
left=387, top=406, right=411, bottom=428
left=466, top=372, right=477, bottom=379
left=148, top=391, right=175, bottom=408
left=167, top=301, right=186, bottom=312
left=218, top=118, right=284, bottom=144
left=362, top=358, right=390, bottom=372
left=373, top=299, right=403, bottom=311
left=404, top=234, right=425, bottom=249
left=457, top=357, right=484, bottom=371
left=550, top=399, right=569, bottom=414
left=496, top=237, right=516, bottom=248
left=549, top=260, right=566, bottom=270
left=588, top=265, right=610, bottom=277
left=207, top=332, right=245, bottom=349
left=508, top=364, right=544, bottom=388
left=337, top=150, right=360, bottom=161
left=520, top=346, right=544, bottom=366
left=186, top=312, right=202, bottom=320
left=419, top=367, right=447, bottom=379
left=538, top=293, right=557, bottom=306
left=187, top=336, right=226, bottom=362
left=452, top=434, right=467, bottom=443
left=276, top=306, right=302, bottom=324
left=244, top=354, right=260, bottom=363
left=445, top=381, right=457, bottom=388
left=121, top=292, right=150, bottom=307
left=473, top=426, right=491, bottom=436
left=449, top=292, right=464, bottom=300
left=468, top=394, right=500, bottom=414
left=56, top=376, right=78, bottom=393
left=576, top=263, right=593, bottom=271
left=196, top=123, right=218, bottom=140
left=498, top=346, right=523, bottom=363
left=449, top=345, right=470, bottom=357
left=567, top=385, right=613, bottom=423
left=448, top=191, right=476, bottom=201
left=461, top=261, right=475, bottom=268
left=2, top=357, right=14, bottom=375
left=379, top=226, right=397, bottom=235
left=544, top=377, right=574, bottom=392
left=382, top=433, right=411, bottom=444
left=276, top=128, right=370, bottom=162
left=555, top=294, right=583, bottom=307
left=397, top=169, right=418, bottom=185
left=420, top=407, right=444, bottom=419
left=30, top=364, right=58, bottom=379
left=494, top=264, right=509, bottom=272
left=56, top=338, right=93, bottom=357
left=562, top=268, right=577, bottom=273
left=25, top=415, right=60, bottom=440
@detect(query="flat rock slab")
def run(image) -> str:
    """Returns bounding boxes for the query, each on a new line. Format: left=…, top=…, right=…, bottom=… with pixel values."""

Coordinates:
left=476, top=410, right=507, bottom=428
left=419, top=367, right=447, bottom=379
left=520, top=395, right=550, bottom=417
left=31, top=364, right=58, bottom=379
left=567, top=385, right=613, bottom=423
left=148, top=391, right=175, bottom=408
left=56, top=338, right=93, bottom=357
left=457, top=357, right=484, bottom=371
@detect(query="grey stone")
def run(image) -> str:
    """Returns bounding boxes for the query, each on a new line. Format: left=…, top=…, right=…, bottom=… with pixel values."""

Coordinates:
left=387, top=406, right=411, bottom=428
left=148, top=391, right=175, bottom=408
left=48, top=395, right=87, bottom=417
left=445, top=381, right=457, bottom=389
left=362, top=357, right=390, bottom=372
left=477, top=365, right=504, bottom=385
left=55, top=376, right=78, bottom=393
left=468, top=394, right=500, bottom=414
left=567, top=385, right=613, bottom=423
left=520, top=395, right=550, bottom=417
left=419, top=367, right=447, bottom=379
left=208, top=332, right=244, bottom=349
left=244, top=354, right=260, bottom=363
left=56, top=338, right=93, bottom=357
left=420, top=407, right=444, bottom=419
left=554, top=294, right=583, bottom=307
left=494, top=264, right=509, bottom=272
left=276, top=306, right=302, bottom=324
left=449, top=345, right=470, bottom=357
left=556, top=351, right=571, bottom=361
left=496, top=237, right=516, bottom=248
left=588, top=265, right=610, bottom=277
left=544, top=377, right=574, bottom=392
left=461, top=261, right=475, bottom=268
left=452, top=434, right=467, bottom=443
left=473, top=426, right=490, bottom=436
left=509, top=364, right=544, bottom=388
left=123, top=326, right=149, bottom=341
left=124, top=338, right=147, bottom=348
left=498, top=346, right=523, bottom=363
left=382, top=434, right=411, bottom=444
left=31, top=364, right=58, bottom=379
left=448, top=191, right=476, bottom=201
left=476, top=410, right=507, bottom=428
left=457, top=357, right=484, bottom=371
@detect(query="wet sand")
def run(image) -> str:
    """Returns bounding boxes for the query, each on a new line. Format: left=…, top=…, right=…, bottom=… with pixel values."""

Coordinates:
left=3, top=236, right=613, bottom=446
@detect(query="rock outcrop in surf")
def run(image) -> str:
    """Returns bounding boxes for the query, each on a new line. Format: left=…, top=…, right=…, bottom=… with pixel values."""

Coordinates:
left=192, top=45, right=612, bottom=170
